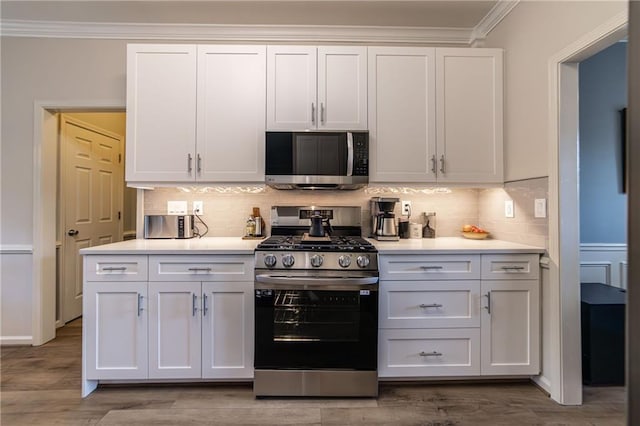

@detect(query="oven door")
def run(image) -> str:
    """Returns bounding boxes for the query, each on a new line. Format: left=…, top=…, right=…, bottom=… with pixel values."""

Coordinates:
left=254, top=273, right=378, bottom=371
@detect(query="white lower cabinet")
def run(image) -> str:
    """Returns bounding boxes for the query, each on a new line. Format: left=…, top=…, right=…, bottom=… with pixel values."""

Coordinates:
left=85, top=281, right=148, bottom=380
left=378, top=253, right=540, bottom=379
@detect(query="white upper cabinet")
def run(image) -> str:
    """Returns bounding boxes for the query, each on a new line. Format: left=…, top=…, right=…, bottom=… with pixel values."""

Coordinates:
left=126, top=44, right=197, bottom=183
left=368, top=47, right=437, bottom=182
left=267, top=46, right=367, bottom=130
left=197, top=45, right=266, bottom=182
left=126, top=44, right=266, bottom=185
left=436, top=49, right=503, bottom=184
left=369, top=47, right=503, bottom=184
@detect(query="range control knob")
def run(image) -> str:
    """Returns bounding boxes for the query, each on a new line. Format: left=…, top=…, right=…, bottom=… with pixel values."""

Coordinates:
left=263, top=254, right=277, bottom=268
left=356, top=255, right=370, bottom=268
left=310, top=254, right=324, bottom=268
left=282, top=254, right=295, bottom=268
left=338, top=255, right=351, bottom=268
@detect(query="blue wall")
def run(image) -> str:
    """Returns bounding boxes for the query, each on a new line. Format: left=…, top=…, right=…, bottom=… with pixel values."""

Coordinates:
left=579, top=42, right=628, bottom=244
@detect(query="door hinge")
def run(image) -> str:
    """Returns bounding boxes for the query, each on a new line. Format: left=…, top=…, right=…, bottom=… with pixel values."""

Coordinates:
left=118, top=211, right=121, bottom=220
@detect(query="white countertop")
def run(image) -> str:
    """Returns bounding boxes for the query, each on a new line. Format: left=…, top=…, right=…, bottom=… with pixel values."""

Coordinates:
left=81, top=236, right=544, bottom=256
left=369, top=237, right=545, bottom=255
left=79, top=237, right=262, bottom=255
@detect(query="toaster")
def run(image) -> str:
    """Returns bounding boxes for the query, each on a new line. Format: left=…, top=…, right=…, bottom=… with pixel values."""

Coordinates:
left=144, top=215, right=195, bottom=239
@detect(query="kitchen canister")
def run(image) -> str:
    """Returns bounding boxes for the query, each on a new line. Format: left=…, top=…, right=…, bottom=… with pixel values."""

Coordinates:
left=409, top=222, right=422, bottom=239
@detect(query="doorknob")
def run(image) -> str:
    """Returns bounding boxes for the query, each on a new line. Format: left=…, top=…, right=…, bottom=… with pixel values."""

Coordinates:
left=67, top=229, right=79, bottom=236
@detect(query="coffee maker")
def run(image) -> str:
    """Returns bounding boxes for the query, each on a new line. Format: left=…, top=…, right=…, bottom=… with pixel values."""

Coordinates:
left=370, top=197, right=400, bottom=241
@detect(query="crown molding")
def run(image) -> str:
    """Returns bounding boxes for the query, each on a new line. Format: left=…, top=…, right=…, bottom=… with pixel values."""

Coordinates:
left=0, top=19, right=475, bottom=45
left=470, top=0, right=519, bottom=45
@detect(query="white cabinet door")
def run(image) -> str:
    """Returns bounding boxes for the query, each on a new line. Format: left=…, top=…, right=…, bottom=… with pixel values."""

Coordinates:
left=202, top=281, right=254, bottom=379
left=436, top=48, right=503, bottom=184
left=148, top=282, right=202, bottom=379
left=317, top=46, right=367, bottom=130
left=480, top=280, right=540, bottom=375
left=85, top=281, right=147, bottom=380
left=126, top=44, right=197, bottom=183
left=197, top=46, right=266, bottom=182
left=266, top=46, right=317, bottom=130
left=368, top=47, right=437, bottom=182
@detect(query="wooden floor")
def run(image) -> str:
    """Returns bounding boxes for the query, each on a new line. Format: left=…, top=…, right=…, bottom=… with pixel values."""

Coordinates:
left=1, top=319, right=625, bottom=425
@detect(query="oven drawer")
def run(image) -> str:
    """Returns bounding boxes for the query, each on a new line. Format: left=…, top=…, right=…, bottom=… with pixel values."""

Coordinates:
left=379, top=255, right=480, bottom=281
left=85, top=255, right=148, bottom=281
left=481, top=254, right=540, bottom=280
left=149, top=255, right=254, bottom=282
left=379, top=328, right=480, bottom=377
left=380, top=280, right=480, bottom=328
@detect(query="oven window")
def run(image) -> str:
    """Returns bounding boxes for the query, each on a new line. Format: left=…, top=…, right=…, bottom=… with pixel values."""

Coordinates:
left=273, top=290, right=360, bottom=342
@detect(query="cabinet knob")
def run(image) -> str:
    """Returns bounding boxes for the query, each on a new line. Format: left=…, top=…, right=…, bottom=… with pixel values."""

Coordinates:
left=67, top=229, right=79, bottom=236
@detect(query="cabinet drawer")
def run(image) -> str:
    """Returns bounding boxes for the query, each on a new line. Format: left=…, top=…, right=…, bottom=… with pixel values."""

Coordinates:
left=149, top=255, right=254, bottom=282
left=379, top=328, right=480, bottom=378
left=481, top=254, right=540, bottom=280
left=85, top=255, right=148, bottom=281
left=380, top=280, right=480, bottom=329
left=380, top=255, right=480, bottom=281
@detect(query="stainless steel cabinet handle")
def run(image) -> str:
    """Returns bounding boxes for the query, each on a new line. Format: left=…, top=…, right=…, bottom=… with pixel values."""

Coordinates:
left=203, top=293, right=208, bottom=317
left=440, top=155, right=445, bottom=174
left=311, top=103, right=316, bottom=125
left=501, top=266, right=526, bottom=271
left=192, top=293, right=198, bottom=317
left=197, top=154, right=202, bottom=173
left=419, top=351, right=442, bottom=357
left=431, top=155, right=437, bottom=175
left=320, top=103, right=325, bottom=124
left=188, top=267, right=212, bottom=272
left=137, top=294, right=144, bottom=317
left=484, top=292, right=491, bottom=314
left=420, top=265, right=443, bottom=270
left=103, top=266, right=127, bottom=271
left=419, top=303, right=443, bottom=308
left=188, top=154, right=193, bottom=173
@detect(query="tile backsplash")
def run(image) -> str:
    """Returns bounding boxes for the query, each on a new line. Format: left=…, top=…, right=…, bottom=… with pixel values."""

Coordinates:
left=143, top=178, right=548, bottom=248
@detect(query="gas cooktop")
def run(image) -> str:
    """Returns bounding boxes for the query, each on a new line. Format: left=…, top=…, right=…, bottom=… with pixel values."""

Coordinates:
left=256, top=235, right=376, bottom=252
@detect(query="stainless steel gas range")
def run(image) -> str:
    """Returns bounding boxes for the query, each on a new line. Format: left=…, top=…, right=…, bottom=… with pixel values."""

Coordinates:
left=253, top=206, right=379, bottom=397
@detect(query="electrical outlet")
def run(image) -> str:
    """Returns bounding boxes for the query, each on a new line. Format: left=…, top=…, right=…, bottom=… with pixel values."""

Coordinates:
left=193, top=201, right=204, bottom=215
left=504, top=200, right=514, bottom=218
left=534, top=198, right=547, bottom=218
left=167, top=201, right=187, bottom=215
left=401, top=200, right=412, bottom=216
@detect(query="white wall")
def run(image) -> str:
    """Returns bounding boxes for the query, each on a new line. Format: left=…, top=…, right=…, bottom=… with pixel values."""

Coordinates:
left=483, top=0, right=627, bottom=182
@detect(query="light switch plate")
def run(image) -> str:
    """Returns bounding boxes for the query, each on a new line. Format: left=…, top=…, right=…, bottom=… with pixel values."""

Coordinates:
left=534, top=198, right=547, bottom=218
left=401, top=200, right=412, bottom=216
left=505, top=200, right=515, bottom=218
left=167, top=201, right=188, bottom=215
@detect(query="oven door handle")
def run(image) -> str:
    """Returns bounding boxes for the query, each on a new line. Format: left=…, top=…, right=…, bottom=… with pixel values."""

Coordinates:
left=255, top=274, right=378, bottom=291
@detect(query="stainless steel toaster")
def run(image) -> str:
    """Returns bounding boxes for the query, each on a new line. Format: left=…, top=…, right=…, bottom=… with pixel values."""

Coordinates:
left=144, top=215, right=195, bottom=239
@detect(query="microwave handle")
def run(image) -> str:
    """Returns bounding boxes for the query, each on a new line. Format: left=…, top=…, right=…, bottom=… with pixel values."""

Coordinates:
left=346, top=132, right=354, bottom=176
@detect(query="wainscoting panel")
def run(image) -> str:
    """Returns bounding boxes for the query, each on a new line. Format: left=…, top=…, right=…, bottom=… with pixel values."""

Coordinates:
left=580, top=244, right=627, bottom=289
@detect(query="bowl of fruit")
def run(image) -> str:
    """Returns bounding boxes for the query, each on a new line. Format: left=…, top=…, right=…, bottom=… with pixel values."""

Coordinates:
left=461, top=225, right=490, bottom=240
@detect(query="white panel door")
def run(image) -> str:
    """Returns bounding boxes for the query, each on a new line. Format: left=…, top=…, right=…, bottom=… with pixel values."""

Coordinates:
left=202, top=281, right=254, bottom=378
left=197, top=45, right=266, bottom=182
left=61, top=115, right=123, bottom=323
left=317, top=46, right=367, bottom=130
left=436, top=48, right=503, bottom=183
left=368, top=47, right=437, bottom=182
left=84, top=281, right=147, bottom=380
left=126, top=44, right=197, bottom=182
left=266, top=46, right=317, bottom=130
left=148, top=282, right=202, bottom=379
left=480, top=280, right=540, bottom=375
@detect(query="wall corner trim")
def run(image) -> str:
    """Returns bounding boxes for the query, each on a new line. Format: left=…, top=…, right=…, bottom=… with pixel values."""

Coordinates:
left=470, top=0, right=520, bottom=44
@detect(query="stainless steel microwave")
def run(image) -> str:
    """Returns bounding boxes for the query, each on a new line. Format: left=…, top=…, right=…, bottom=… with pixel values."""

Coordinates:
left=265, top=131, right=369, bottom=190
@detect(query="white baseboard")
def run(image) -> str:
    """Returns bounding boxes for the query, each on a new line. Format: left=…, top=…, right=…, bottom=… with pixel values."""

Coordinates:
left=1, top=336, right=33, bottom=345
left=532, top=375, right=552, bottom=395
